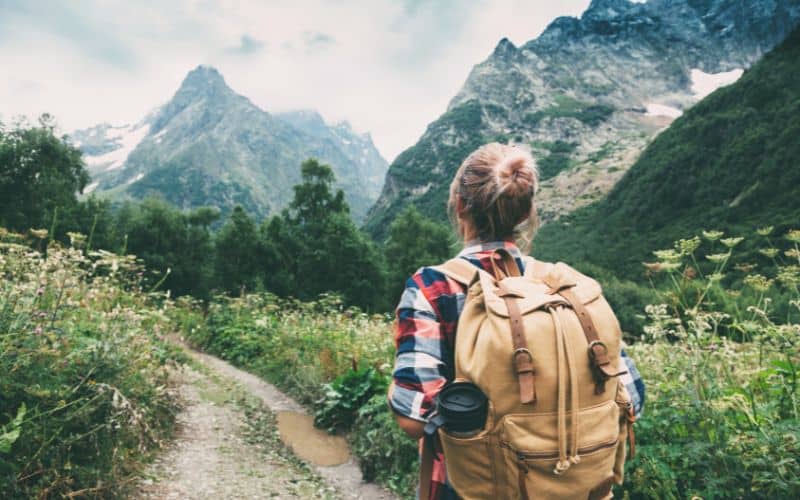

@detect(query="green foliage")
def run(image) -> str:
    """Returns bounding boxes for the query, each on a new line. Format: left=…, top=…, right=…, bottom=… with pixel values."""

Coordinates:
left=177, top=293, right=394, bottom=408
left=384, top=205, right=454, bottom=299
left=536, top=28, right=800, bottom=281
left=525, top=96, right=614, bottom=128
left=350, top=394, right=418, bottom=496
left=314, top=367, right=389, bottom=433
left=215, top=205, right=261, bottom=294
left=116, top=197, right=218, bottom=298
left=615, top=228, right=800, bottom=498
left=0, top=229, right=181, bottom=498
left=179, top=227, right=799, bottom=499
left=534, top=140, right=579, bottom=180
left=266, top=159, right=387, bottom=310
left=0, top=116, right=89, bottom=234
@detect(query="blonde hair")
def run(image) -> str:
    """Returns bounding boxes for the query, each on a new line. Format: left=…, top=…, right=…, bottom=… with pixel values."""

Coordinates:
left=448, top=143, right=539, bottom=252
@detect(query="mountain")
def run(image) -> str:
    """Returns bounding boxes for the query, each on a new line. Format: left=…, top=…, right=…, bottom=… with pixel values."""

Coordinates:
left=71, top=66, right=388, bottom=222
left=364, top=0, right=800, bottom=238
left=534, top=25, right=800, bottom=279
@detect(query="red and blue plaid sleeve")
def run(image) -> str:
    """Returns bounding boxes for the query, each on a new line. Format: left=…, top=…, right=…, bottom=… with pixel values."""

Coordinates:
left=388, top=268, right=458, bottom=422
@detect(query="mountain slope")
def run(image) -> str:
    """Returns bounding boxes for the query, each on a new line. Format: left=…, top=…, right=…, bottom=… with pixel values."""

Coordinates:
left=364, top=0, right=800, bottom=238
left=534, top=26, right=800, bottom=279
left=72, top=66, right=388, bottom=222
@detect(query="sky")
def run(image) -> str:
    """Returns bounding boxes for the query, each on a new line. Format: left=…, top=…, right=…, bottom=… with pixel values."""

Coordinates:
left=0, top=0, right=592, bottom=161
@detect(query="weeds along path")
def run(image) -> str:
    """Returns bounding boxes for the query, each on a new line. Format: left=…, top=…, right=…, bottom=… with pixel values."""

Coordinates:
left=139, top=344, right=397, bottom=499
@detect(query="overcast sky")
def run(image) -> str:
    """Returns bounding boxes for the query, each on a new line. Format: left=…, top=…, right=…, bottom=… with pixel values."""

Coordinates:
left=0, top=0, right=591, bottom=161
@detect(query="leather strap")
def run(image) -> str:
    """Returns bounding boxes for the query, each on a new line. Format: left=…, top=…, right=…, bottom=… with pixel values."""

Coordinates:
left=626, top=405, right=636, bottom=459
left=418, top=431, right=439, bottom=500
left=490, top=248, right=521, bottom=280
left=588, top=475, right=615, bottom=500
left=498, top=283, right=536, bottom=404
left=555, top=286, right=626, bottom=394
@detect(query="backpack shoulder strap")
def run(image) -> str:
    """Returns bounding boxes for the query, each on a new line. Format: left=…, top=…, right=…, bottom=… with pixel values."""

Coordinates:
left=431, top=257, right=480, bottom=285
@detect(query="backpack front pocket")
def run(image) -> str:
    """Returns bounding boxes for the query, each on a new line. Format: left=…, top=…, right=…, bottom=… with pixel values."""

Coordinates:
left=499, top=400, right=621, bottom=500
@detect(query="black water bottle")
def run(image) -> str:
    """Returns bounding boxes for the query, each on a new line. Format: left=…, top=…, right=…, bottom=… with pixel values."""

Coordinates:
left=436, top=381, right=488, bottom=438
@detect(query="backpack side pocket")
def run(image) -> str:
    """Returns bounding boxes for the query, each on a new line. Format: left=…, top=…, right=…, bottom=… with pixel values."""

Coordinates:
left=613, top=380, right=635, bottom=484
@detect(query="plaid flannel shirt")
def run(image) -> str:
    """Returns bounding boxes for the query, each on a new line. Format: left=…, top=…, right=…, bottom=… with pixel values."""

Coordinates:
left=388, top=241, right=645, bottom=500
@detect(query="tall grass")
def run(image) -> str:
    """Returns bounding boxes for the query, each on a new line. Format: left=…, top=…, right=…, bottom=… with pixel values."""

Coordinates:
left=0, top=229, right=183, bottom=498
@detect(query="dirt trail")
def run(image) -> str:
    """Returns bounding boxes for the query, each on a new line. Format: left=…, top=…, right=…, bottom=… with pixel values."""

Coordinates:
left=137, top=346, right=397, bottom=499
left=188, top=349, right=396, bottom=499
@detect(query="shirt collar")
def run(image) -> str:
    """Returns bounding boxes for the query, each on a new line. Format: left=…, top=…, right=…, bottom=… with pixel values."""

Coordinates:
left=457, top=240, right=522, bottom=259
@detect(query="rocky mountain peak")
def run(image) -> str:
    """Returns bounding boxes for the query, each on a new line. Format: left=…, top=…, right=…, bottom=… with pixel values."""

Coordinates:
left=492, top=37, right=518, bottom=58
left=585, top=0, right=637, bottom=19
left=175, top=64, right=231, bottom=99
left=365, top=0, right=800, bottom=239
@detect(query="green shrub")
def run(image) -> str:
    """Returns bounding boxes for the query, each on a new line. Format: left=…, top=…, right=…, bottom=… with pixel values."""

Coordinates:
left=0, top=229, right=181, bottom=498
left=350, top=394, right=418, bottom=498
left=314, top=367, right=389, bottom=433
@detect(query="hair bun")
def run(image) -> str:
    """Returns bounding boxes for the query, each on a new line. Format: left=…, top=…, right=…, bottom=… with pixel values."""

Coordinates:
left=496, top=152, right=537, bottom=197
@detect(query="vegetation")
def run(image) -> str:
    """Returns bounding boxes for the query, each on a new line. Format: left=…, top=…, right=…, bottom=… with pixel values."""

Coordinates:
left=0, top=116, right=89, bottom=238
left=3, top=27, right=800, bottom=500
left=535, top=27, right=800, bottom=282
left=623, top=229, right=800, bottom=499
left=384, top=205, right=454, bottom=299
left=535, top=140, right=579, bottom=180
left=524, top=95, right=614, bottom=128
left=5, top=217, right=796, bottom=498
left=0, top=230, right=182, bottom=498
left=173, top=227, right=800, bottom=499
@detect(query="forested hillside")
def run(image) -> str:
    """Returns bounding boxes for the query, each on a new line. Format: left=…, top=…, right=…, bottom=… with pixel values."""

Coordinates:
left=536, top=26, right=800, bottom=280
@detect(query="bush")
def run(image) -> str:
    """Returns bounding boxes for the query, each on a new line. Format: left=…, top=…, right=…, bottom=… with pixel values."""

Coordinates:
left=350, top=394, right=418, bottom=496
left=0, top=229, right=182, bottom=498
left=315, top=367, right=389, bottom=433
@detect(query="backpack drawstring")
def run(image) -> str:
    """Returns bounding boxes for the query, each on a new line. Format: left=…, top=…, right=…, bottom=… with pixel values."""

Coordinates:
left=551, top=306, right=581, bottom=475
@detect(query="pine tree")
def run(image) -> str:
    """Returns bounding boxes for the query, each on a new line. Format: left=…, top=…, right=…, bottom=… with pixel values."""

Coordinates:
left=384, top=204, right=454, bottom=299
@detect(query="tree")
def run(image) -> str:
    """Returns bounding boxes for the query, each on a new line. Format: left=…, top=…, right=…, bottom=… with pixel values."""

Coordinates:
left=0, top=115, right=89, bottom=233
left=267, top=158, right=386, bottom=309
left=118, top=197, right=216, bottom=298
left=384, top=204, right=455, bottom=298
left=214, top=206, right=261, bottom=295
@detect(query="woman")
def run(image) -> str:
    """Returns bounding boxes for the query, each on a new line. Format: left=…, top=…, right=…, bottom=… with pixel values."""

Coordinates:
left=387, top=143, right=644, bottom=499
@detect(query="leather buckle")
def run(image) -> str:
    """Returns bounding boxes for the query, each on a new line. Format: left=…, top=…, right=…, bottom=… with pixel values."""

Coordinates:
left=588, top=340, right=608, bottom=360
left=513, top=347, right=534, bottom=364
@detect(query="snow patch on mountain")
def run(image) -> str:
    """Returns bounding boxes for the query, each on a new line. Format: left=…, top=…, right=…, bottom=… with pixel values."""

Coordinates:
left=127, top=173, right=144, bottom=185
left=691, top=68, right=744, bottom=100
left=84, top=123, right=150, bottom=171
left=645, top=103, right=683, bottom=118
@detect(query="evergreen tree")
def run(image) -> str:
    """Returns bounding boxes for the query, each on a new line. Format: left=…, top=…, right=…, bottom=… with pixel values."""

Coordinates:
left=384, top=204, right=454, bottom=298
left=269, top=158, right=386, bottom=309
left=214, top=206, right=261, bottom=295
left=118, top=197, right=216, bottom=297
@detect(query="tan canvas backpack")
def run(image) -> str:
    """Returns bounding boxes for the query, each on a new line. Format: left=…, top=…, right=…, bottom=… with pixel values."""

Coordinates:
left=419, top=249, right=636, bottom=500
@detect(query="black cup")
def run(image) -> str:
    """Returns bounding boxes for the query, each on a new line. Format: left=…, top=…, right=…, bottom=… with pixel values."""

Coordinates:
left=437, top=381, right=488, bottom=435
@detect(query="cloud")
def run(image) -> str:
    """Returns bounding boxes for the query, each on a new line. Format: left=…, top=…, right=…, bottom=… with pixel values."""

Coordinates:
left=0, top=0, right=592, bottom=161
left=0, top=0, right=139, bottom=69
left=303, top=31, right=336, bottom=51
left=226, top=34, right=266, bottom=55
